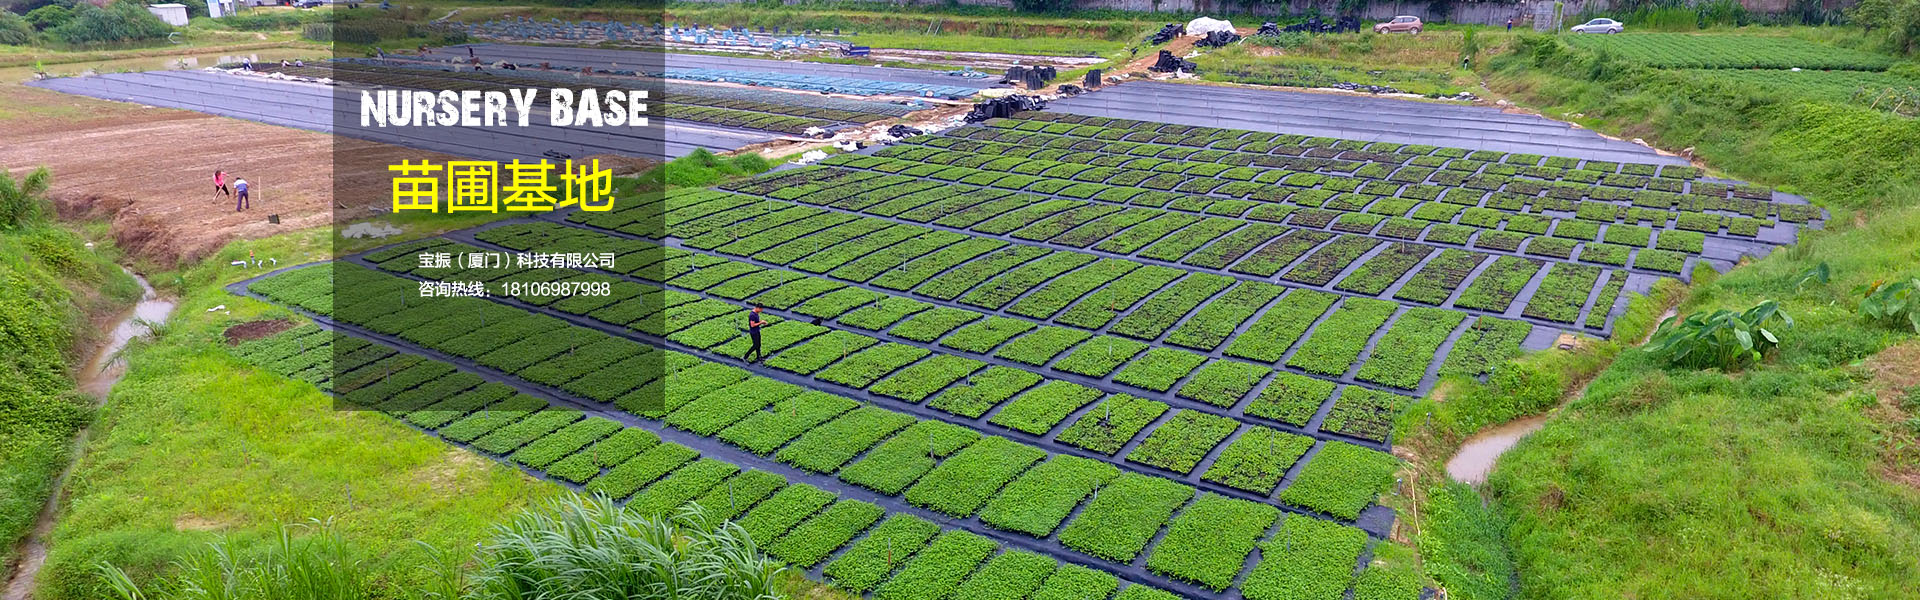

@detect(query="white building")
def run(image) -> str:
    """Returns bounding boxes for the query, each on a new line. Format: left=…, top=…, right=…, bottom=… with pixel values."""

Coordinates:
left=146, top=3, right=189, bottom=26
left=207, top=0, right=238, bottom=18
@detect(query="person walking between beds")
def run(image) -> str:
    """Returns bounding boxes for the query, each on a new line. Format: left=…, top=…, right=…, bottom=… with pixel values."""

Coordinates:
left=234, top=177, right=250, bottom=211
left=214, top=170, right=230, bottom=199
left=745, top=306, right=766, bottom=362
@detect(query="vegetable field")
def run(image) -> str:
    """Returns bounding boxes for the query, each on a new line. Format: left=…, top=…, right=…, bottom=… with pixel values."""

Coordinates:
left=253, top=61, right=904, bottom=136
left=1563, top=33, right=1897, bottom=71
left=1682, top=69, right=1920, bottom=117
left=227, top=109, right=1815, bottom=600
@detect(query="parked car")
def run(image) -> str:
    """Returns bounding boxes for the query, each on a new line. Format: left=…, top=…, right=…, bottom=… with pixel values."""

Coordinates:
left=1374, top=16, right=1423, bottom=34
left=1570, top=18, right=1625, bottom=34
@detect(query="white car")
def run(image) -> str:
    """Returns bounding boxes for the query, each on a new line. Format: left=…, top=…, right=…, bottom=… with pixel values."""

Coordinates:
left=1571, top=18, right=1624, bottom=34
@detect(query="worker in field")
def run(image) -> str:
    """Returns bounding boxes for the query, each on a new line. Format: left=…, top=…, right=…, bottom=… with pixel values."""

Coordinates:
left=1507, top=18, right=1515, bottom=32
left=213, top=170, right=230, bottom=199
left=234, top=177, right=250, bottom=211
left=745, top=306, right=766, bottom=362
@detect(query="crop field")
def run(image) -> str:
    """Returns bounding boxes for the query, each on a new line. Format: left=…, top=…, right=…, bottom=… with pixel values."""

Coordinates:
left=253, top=61, right=909, bottom=136
left=237, top=259, right=1407, bottom=599
left=28, top=70, right=767, bottom=160
left=1562, top=33, right=1897, bottom=71
left=1682, top=68, right=1920, bottom=116
left=221, top=103, right=1818, bottom=600
left=418, top=44, right=996, bottom=99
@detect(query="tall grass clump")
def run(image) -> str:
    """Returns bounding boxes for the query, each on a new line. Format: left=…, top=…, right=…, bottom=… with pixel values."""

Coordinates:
left=97, top=520, right=369, bottom=600
left=456, top=495, right=785, bottom=600
left=647, top=148, right=773, bottom=190
left=92, top=494, right=786, bottom=600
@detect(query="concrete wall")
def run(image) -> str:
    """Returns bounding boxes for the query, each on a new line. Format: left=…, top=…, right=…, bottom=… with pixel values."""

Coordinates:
left=146, top=4, right=189, bottom=26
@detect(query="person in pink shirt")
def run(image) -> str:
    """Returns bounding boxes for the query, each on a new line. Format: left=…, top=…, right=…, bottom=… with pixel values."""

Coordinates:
left=213, top=170, right=230, bottom=198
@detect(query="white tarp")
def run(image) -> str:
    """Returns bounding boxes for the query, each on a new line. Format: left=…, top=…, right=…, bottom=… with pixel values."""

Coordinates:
left=1185, top=17, right=1234, bottom=36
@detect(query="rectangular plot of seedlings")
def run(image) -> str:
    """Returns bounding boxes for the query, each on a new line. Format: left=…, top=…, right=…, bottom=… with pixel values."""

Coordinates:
left=1125, top=410, right=1238, bottom=474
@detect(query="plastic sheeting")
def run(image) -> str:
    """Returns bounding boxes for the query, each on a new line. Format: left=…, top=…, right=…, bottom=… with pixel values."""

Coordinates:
left=1185, top=17, right=1234, bottom=36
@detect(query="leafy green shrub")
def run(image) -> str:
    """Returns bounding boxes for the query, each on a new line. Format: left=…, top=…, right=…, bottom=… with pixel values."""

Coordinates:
left=0, top=11, right=32, bottom=44
left=22, top=4, right=71, bottom=31
left=1644, top=300, right=1794, bottom=369
left=0, top=167, right=51, bottom=229
left=1858, top=278, right=1920, bottom=332
left=48, top=1, right=172, bottom=44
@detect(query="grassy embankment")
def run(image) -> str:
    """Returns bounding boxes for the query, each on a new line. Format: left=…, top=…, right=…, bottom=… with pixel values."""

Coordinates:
left=407, top=1, right=1150, bottom=59
left=0, top=9, right=325, bottom=69
left=1194, top=30, right=1509, bottom=97
left=23, top=151, right=801, bottom=599
left=0, top=170, right=141, bottom=580
left=1388, top=30, right=1920, bottom=600
left=27, top=225, right=561, bottom=599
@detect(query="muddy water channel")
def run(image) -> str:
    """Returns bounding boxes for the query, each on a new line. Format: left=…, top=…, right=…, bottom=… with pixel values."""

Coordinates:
left=77, top=272, right=175, bottom=398
left=2, top=270, right=174, bottom=600
left=1445, top=413, right=1550, bottom=486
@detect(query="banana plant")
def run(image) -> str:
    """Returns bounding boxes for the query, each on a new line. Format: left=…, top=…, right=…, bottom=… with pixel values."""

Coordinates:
left=1858, top=278, right=1920, bottom=333
left=1644, top=300, right=1793, bottom=369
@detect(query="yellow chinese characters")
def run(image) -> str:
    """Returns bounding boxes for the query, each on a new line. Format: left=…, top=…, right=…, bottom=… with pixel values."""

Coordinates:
left=389, top=159, right=614, bottom=212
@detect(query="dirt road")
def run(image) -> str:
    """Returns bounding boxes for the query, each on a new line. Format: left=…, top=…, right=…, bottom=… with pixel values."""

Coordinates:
left=0, top=83, right=424, bottom=266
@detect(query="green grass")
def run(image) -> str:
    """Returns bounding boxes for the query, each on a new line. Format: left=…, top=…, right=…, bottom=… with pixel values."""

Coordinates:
left=1494, top=35, right=1918, bottom=210
left=1483, top=205, right=1920, bottom=596
left=30, top=285, right=553, bottom=599
left=0, top=220, right=139, bottom=570
left=849, top=32, right=1124, bottom=57
left=1561, top=32, right=1896, bottom=70
left=1452, top=37, right=1920, bottom=594
left=1196, top=48, right=1468, bottom=96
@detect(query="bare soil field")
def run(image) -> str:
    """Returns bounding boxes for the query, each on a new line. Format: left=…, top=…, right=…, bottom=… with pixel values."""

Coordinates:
left=0, top=83, right=427, bottom=266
